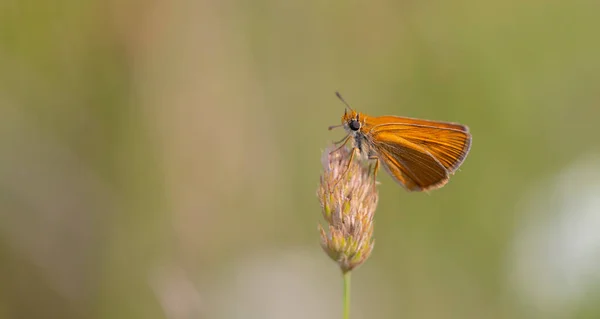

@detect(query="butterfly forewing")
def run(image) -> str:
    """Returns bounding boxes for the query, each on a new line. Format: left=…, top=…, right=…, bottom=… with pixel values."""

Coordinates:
left=363, top=115, right=472, bottom=191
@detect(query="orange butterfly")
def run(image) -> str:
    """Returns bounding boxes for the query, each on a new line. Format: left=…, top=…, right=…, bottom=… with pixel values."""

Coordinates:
left=330, top=92, right=471, bottom=191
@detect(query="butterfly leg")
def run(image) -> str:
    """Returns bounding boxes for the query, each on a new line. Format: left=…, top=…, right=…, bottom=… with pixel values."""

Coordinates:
left=329, top=135, right=354, bottom=160
left=368, top=155, right=380, bottom=185
left=329, top=135, right=351, bottom=155
left=369, top=156, right=380, bottom=176
left=331, top=146, right=357, bottom=187
left=332, top=134, right=350, bottom=145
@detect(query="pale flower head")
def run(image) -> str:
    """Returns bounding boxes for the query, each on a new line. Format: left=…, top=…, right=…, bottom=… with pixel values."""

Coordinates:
left=317, top=145, right=378, bottom=273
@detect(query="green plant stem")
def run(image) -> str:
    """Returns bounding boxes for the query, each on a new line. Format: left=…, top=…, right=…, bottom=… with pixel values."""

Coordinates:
left=343, top=271, right=351, bottom=319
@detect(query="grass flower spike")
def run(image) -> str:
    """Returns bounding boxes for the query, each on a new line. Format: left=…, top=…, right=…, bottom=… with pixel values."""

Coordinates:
left=318, top=146, right=378, bottom=273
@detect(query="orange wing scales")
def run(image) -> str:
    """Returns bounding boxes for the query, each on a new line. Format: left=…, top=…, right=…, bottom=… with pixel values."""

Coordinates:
left=373, top=132, right=449, bottom=191
left=364, top=116, right=471, bottom=191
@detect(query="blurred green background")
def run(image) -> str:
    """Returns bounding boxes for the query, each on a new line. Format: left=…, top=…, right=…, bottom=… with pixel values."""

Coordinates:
left=2, top=0, right=600, bottom=318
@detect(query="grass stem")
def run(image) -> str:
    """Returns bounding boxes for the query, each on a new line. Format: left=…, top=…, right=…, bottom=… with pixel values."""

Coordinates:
left=343, top=271, right=351, bottom=319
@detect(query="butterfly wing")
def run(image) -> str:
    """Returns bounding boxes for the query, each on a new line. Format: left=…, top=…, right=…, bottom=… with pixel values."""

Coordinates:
left=372, top=136, right=449, bottom=191
left=365, top=118, right=471, bottom=191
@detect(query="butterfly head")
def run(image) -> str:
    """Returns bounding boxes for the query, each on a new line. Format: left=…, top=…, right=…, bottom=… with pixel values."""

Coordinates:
left=342, top=109, right=362, bottom=133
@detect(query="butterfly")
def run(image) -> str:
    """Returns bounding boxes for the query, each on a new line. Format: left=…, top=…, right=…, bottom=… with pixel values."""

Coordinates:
left=329, top=92, right=471, bottom=191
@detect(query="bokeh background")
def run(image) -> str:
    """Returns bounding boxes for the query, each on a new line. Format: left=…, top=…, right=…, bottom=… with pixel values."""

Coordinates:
left=2, top=0, right=600, bottom=318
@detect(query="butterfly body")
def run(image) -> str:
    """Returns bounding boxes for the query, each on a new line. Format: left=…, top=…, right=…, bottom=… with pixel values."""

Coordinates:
left=336, top=97, right=471, bottom=192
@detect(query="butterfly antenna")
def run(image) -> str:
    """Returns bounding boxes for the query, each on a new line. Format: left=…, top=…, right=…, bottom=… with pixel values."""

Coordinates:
left=335, top=91, right=354, bottom=112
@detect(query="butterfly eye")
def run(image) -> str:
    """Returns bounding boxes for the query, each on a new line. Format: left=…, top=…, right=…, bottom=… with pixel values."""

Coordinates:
left=349, top=119, right=360, bottom=131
